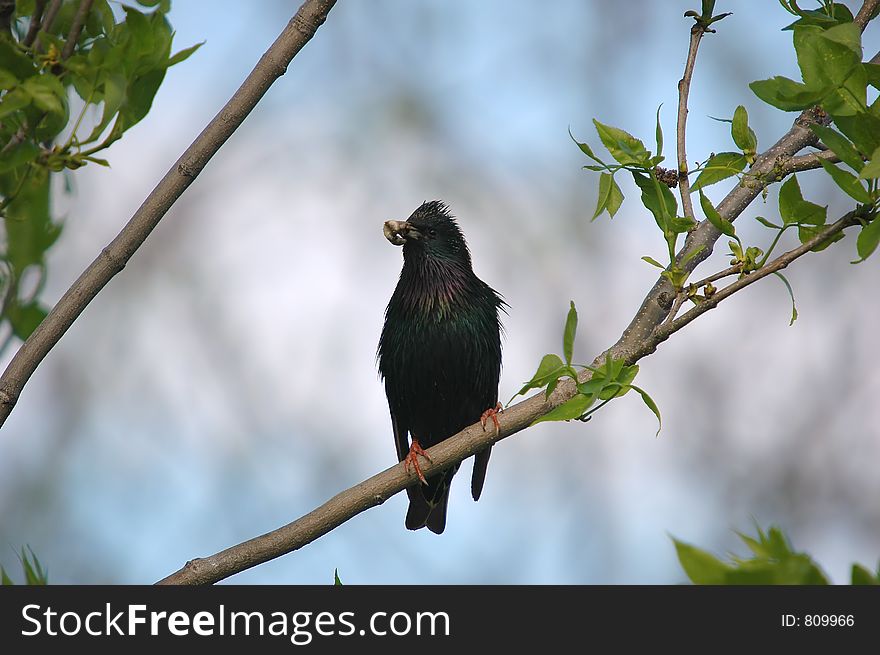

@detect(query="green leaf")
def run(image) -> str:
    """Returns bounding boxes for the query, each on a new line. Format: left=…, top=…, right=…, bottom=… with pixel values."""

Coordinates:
left=853, top=218, right=880, bottom=263
left=166, top=42, right=204, bottom=68
left=690, top=152, right=747, bottom=191
left=0, top=140, right=39, bottom=174
left=865, top=62, right=880, bottom=90
left=631, top=384, right=661, bottom=436
left=859, top=145, right=880, bottom=179
left=778, top=176, right=801, bottom=226
left=699, top=189, right=736, bottom=237
left=334, top=568, right=343, bottom=585
left=794, top=24, right=861, bottom=94
left=532, top=394, right=594, bottom=424
left=809, top=124, right=865, bottom=172
left=1, top=566, right=12, bottom=585
left=749, top=75, right=827, bottom=112
left=799, top=224, right=844, bottom=251
left=593, top=173, right=624, bottom=220
left=5, top=174, right=60, bottom=276
left=772, top=272, right=798, bottom=326
left=593, top=119, right=651, bottom=167
left=570, top=128, right=606, bottom=166
left=818, top=159, right=871, bottom=203
left=0, top=69, right=19, bottom=90
left=654, top=104, right=664, bottom=159
left=755, top=216, right=782, bottom=229
left=668, top=214, right=696, bottom=234
left=6, top=301, right=49, bottom=340
left=516, top=353, right=566, bottom=397
left=0, top=87, right=32, bottom=119
left=779, top=175, right=825, bottom=227
left=0, top=39, right=37, bottom=81
left=563, top=301, right=577, bottom=366
left=731, top=105, right=757, bottom=154
left=673, top=538, right=733, bottom=584
left=85, top=71, right=127, bottom=143
left=597, top=363, right=639, bottom=401
left=641, top=256, right=666, bottom=269
left=632, top=171, right=678, bottom=233
left=834, top=113, right=880, bottom=156
left=851, top=564, right=880, bottom=585
left=21, top=75, right=67, bottom=116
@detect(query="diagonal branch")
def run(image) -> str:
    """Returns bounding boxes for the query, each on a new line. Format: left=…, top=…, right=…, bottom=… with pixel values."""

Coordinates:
left=60, top=0, right=94, bottom=61
left=0, top=0, right=338, bottom=427
left=156, top=209, right=864, bottom=585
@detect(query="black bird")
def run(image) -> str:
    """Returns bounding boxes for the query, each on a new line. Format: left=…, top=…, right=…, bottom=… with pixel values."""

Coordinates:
left=378, top=200, right=505, bottom=534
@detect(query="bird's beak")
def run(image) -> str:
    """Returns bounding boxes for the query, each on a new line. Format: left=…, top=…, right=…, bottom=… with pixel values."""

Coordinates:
left=383, top=220, right=420, bottom=246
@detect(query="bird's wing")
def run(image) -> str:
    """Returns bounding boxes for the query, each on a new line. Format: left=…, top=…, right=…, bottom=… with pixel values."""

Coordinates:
left=389, top=406, right=410, bottom=464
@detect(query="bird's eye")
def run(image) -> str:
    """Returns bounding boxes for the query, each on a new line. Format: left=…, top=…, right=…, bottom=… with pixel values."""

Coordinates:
left=427, top=228, right=437, bottom=237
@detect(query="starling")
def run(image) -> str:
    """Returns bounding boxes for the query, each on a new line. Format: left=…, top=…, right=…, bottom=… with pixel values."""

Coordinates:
left=378, top=200, right=505, bottom=534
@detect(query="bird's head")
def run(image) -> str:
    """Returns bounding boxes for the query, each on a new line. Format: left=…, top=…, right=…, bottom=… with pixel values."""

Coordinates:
left=383, top=201, right=471, bottom=265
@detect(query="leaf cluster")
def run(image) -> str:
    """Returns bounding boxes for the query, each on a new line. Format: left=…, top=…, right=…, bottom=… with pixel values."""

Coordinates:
left=674, top=523, right=880, bottom=585
left=0, top=0, right=200, bottom=345
left=513, top=301, right=661, bottom=433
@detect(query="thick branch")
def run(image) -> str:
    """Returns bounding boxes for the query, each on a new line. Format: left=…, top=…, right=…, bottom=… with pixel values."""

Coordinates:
left=0, top=0, right=338, bottom=427
left=854, top=0, right=880, bottom=28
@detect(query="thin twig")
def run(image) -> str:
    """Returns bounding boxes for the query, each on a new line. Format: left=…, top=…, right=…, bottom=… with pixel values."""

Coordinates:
left=645, top=212, right=860, bottom=351
left=780, top=149, right=840, bottom=176
left=60, top=0, right=94, bottom=61
left=691, top=263, right=743, bottom=290
left=661, top=263, right=743, bottom=326
left=31, top=0, right=61, bottom=52
left=22, top=0, right=46, bottom=47
left=0, top=0, right=338, bottom=427
left=0, top=1, right=15, bottom=36
left=676, top=23, right=706, bottom=221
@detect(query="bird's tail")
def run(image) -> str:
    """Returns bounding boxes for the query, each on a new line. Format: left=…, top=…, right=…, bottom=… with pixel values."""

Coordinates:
left=405, top=467, right=457, bottom=534
left=471, top=445, right=493, bottom=501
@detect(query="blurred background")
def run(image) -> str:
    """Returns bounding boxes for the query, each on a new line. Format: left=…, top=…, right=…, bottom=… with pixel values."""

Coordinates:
left=1, top=0, right=879, bottom=584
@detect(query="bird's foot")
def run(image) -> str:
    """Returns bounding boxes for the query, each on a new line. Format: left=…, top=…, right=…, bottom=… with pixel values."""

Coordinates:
left=480, top=402, right=503, bottom=435
left=403, top=439, right=432, bottom=486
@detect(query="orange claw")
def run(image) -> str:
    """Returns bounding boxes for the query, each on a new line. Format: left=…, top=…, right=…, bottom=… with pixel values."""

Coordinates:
left=403, top=439, right=432, bottom=485
left=480, top=402, right=503, bottom=435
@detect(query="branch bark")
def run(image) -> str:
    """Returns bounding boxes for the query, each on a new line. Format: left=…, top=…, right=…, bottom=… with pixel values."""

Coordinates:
left=0, top=0, right=338, bottom=427
left=675, top=22, right=706, bottom=221
left=60, top=0, right=94, bottom=61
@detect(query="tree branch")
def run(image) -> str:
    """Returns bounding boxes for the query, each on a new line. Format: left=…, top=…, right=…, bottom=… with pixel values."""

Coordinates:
left=60, top=0, right=94, bottom=61
left=0, top=0, right=338, bottom=427
left=31, top=0, right=61, bottom=53
left=676, top=22, right=706, bottom=221
left=22, top=0, right=46, bottom=48
left=854, top=0, right=880, bottom=29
